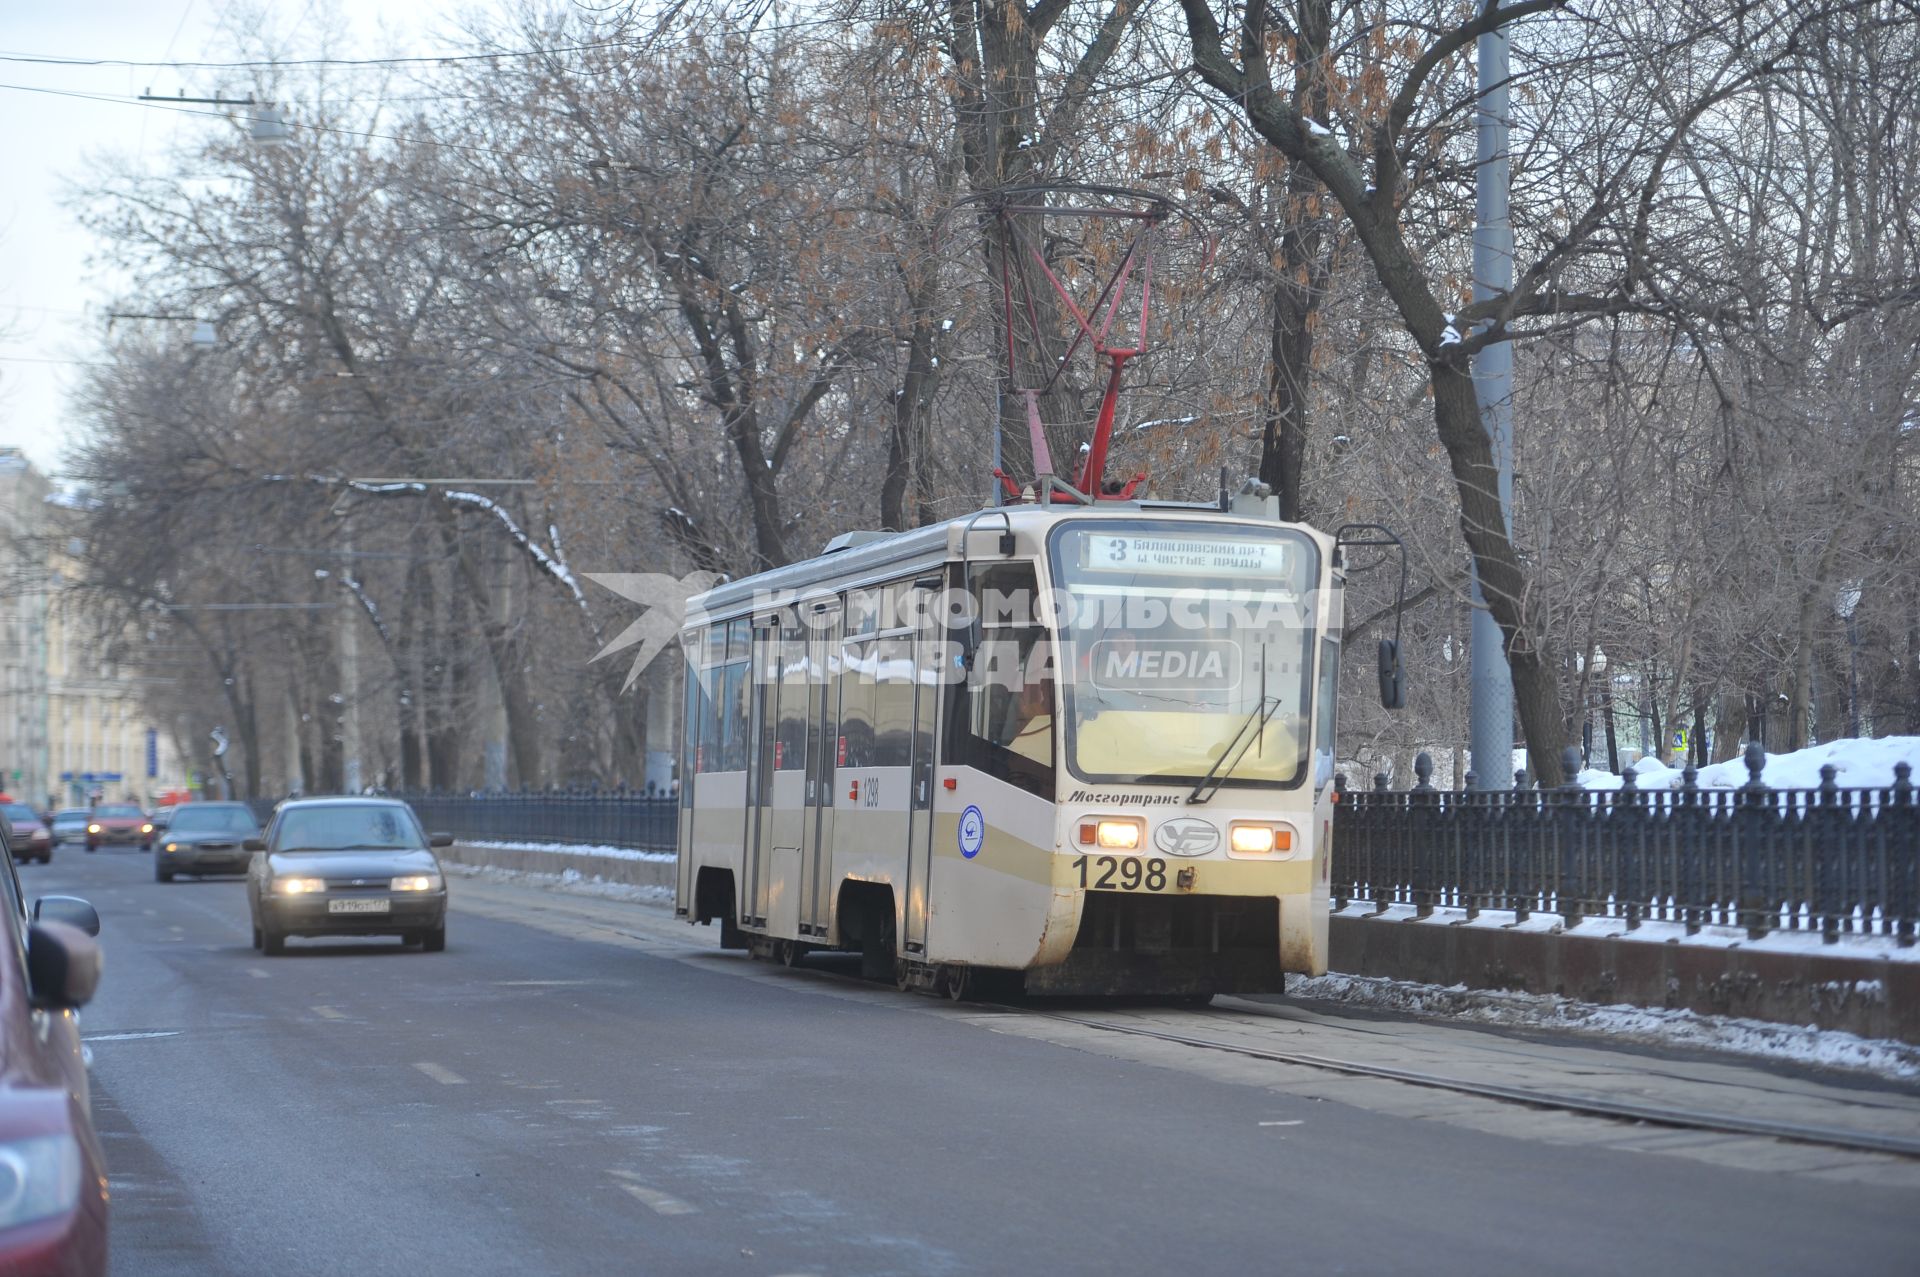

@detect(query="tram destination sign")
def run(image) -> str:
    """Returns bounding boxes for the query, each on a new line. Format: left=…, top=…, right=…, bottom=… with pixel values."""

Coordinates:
left=1082, top=534, right=1285, bottom=578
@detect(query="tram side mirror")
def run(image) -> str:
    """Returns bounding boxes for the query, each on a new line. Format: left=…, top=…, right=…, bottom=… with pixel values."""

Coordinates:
left=1377, top=638, right=1405, bottom=710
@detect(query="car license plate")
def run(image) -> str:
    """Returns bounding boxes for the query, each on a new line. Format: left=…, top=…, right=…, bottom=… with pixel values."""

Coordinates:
left=329, top=898, right=390, bottom=914
left=1070, top=854, right=1174, bottom=893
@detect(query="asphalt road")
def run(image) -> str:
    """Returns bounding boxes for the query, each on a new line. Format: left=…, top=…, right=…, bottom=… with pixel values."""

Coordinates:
left=27, top=848, right=1920, bottom=1277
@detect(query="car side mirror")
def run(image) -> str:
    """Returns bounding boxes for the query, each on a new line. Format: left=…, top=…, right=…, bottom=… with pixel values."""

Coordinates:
left=429, top=832, right=454, bottom=848
left=27, top=922, right=101, bottom=1010
left=1377, top=638, right=1405, bottom=710
left=33, top=895, right=99, bottom=938
left=243, top=837, right=266, bottom=852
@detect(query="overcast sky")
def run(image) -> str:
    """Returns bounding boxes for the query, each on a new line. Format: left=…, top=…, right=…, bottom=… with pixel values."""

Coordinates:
left=0, top=0, right=488, bottom=480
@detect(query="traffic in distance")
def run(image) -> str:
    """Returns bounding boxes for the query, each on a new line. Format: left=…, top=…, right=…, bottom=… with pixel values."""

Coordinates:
left=0, top=794, right=454, bottom=1273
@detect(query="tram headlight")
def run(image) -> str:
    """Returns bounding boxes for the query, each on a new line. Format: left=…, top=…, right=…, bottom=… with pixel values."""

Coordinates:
left=1093, top=819, right=1142, bottom=850
left=1228, top=823, right=1294, bottom=856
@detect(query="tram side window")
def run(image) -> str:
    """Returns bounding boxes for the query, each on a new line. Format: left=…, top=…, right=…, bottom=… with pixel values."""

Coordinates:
left=775, top=626, right=808, bottom=770
left=695, top=628, right=723, bottom=774
left=694, top=621, right=752, bottom=773
left=949, top=562, right=1054, bottom=799
left=871, top=635, right=914, bottom=767
left=679, top=649, right=699, bottom=805
left=839, top=628, right=877, bottom=769
left=1315, top=637, right=1339, bottom=784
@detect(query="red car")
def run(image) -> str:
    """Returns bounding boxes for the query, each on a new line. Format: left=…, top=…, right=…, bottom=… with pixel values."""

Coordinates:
left=0, top=824, right=109, bottom=1274
left=84, top=806, right=152, bottom=854
left=4, top=804, right=52, bottom=864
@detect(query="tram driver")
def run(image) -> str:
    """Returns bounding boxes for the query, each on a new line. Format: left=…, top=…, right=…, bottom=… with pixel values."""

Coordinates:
left=1002, top=674, right=1054, bottom=766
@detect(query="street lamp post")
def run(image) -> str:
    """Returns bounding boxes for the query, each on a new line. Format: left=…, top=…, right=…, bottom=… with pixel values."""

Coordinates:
left=1593, top=648, right=1619, bottom=775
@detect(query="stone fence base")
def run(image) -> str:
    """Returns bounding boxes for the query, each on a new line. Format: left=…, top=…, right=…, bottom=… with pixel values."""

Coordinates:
left=1331, top=914, right=1919, bottom=1044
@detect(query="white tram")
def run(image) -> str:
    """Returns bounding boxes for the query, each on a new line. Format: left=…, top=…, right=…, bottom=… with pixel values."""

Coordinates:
left=674, top=486, right=1397, bottom=998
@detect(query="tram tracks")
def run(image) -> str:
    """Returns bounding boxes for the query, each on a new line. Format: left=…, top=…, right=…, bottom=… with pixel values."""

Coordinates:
left=1022, top=1005, right=1920, bottom=1160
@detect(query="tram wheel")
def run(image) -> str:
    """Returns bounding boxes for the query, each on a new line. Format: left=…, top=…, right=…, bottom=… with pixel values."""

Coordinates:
left=776, top=939, right=801, bottom=968
left=893, top=958, right=914, bottom=992
left=940, top=966, right=970, bottom=1002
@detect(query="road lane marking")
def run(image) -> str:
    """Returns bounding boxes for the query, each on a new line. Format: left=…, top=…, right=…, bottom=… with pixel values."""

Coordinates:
left=83, top=1031, right=181, bottom=1042
left=414, top=1062, right=467, bottom=1085
left=608, top=1171, right=696, bottom=1216
left=495, top=980, right=591, bottom=987
left=247, top=967, right=270, bottom=979
left=312, top=1006, right=346, bottom=1020
left=1259, top=1120, right=1303, bottom=1127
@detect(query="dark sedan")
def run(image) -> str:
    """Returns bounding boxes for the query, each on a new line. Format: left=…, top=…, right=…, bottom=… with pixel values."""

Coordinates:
left=246, top=798, right=451, bottom=955
left=85, top=805, right=153, bottom=852
left=4, top=804, right=52, bottom=864
left=154, top=803, right=262, bottom=882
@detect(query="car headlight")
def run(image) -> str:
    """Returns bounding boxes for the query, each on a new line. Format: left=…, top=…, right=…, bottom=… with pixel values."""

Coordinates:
left=0, top=1133, right=82, bottom=1231
left=141, top=823, right=154, bottom=833
left=163, top=842, right=178, bottom=853
left=86, top=824, right=101, bottom=834
left=273, top=877, right=327, bottom=894
left=391, top=874, right=443, bottom=892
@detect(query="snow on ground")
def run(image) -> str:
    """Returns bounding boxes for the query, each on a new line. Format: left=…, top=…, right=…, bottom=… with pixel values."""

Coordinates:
left=1578, top=735, right=1920, bottom=791
left=1287, top=972, right=1920, bottom=1079
left=463, top=838, right=675, bottom=863
left=443, top=860, right=674, bottom=904
left=1331, top=901, right=1920, bottom=961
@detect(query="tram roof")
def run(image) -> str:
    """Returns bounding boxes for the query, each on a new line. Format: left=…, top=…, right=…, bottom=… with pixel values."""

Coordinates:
left=687, top=499, right=1283, bottom=624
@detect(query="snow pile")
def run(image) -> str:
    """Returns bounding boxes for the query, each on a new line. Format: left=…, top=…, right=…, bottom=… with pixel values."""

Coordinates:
left=1288, top=972, right=1920, bottom=1079
left=464, top=838, right=675, bottom=863
left=444, top=861, right=674, bottom=904
left=1578, top=736, right=1920, bottom=792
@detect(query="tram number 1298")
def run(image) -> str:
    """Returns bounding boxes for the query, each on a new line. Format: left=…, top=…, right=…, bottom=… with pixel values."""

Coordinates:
left=1071, top=854, right=1168, bottom=893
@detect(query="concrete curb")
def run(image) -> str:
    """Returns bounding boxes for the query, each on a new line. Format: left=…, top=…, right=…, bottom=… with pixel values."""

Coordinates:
left=443, top=842, right=675, bottom=890
left=1331, top=914, right=1919, bottom=1044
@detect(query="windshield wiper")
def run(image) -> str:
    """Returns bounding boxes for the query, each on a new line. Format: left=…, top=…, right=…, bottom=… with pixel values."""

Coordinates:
left=1186, top=694, right=1286, bottom=804
left=1188, top=643, right=1287, bottom=805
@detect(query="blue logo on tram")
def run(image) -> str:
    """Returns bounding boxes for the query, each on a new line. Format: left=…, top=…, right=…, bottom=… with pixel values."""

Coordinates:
left=958, top=806, right=985, bottom=859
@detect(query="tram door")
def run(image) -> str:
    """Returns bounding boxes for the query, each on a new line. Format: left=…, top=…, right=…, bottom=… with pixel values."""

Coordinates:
left=800, top=602, right=841, bottom=937
left=744, top=620, right=779, bottom=928
left=901, top=580, right=941, bottom=956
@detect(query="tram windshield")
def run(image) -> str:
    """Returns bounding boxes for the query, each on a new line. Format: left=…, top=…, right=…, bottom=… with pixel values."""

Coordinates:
left=1048, top=520, right=1319, bottom=790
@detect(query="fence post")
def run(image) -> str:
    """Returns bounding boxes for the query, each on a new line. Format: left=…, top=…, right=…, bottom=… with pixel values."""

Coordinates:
left=1737, top=743, right=1774, bottom=940
left=1370, top=772, right=1393, bottom=915
left=1331, top=774, right=1349, bottom=911
left=1892, top=763, right=1916, bottom=947
left=1557, top=745, right=1586, bottom=930
left=1413, top=753, right=1437, bottom=919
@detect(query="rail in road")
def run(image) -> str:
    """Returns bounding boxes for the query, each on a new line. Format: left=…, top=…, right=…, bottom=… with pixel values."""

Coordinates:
left=1024, top=1006, right=1920, bottom=1160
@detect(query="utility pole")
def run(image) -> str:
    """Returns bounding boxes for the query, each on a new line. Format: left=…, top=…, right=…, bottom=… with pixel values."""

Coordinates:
left=339, top=527, right=363, bottom=794
left=1469, top=2, right=1516, bottom=790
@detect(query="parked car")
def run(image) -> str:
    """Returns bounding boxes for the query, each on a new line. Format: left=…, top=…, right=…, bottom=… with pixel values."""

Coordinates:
left=0, top=817, right=109, bottom=1273
left=49, top=811, right=89, bottom=849
left=4, top=804, right=52, bottom=864
left=246, top=798, right=452, bottom=955
left=84, top=805, right=152, bottom=853
left=154, top=803, right=262, bottom=882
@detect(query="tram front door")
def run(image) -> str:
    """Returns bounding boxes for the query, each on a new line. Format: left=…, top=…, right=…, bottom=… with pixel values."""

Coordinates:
left=800, top=603, right=840, bottom=938
left=901, top=583, right=941, bottom=956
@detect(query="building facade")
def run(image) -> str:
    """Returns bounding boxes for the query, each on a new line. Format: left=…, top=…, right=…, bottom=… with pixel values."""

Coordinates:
left=0, top=449, right=51, bottom=802
left=0, top=448, right=186, bottom=807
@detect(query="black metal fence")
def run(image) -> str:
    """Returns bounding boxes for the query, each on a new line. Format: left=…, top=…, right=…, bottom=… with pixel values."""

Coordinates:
left=387, top=790, right=679, bottom=853
left=1331, top=745, right=1919, bottom=945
